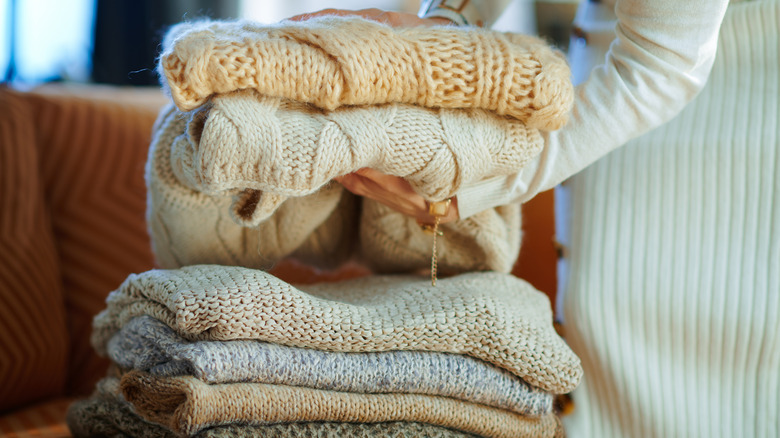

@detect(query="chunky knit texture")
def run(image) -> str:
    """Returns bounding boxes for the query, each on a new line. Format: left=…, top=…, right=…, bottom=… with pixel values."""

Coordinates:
left=150, top=104, right=522, bottom=273
left=159, top=16, right=573, bottom=130
left=147, top=105, right=359, bottom=270
left=174, top=90, right=543, bottom=204
left=108, top=316, right=553, bottom=416
left=67, top=377, right=478, bottom=438
left=360, top=199, right=521, bottom=274
left=120, top=371, right=565, bottom=438
left=91, top=265, right=582, bottom=394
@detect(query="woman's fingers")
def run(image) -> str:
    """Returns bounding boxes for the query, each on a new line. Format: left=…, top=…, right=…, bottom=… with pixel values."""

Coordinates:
left=287, top=8, right=452, bottom=27
left=335, top=169, right=459, bottom=224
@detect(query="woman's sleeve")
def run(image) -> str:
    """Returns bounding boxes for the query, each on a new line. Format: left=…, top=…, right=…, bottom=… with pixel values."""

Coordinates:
left=455, top=0, right=730, bottom=219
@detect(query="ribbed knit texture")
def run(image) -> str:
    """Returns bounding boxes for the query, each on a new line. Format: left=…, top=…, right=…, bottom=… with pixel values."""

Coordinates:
left=0, top=89, right=68, bottom=411
left=91, top=265, right=582, bottom=394
left=120, top=371, right=565, bottom=438
left=67, top=377, right=478, bottom=438
left=174, top=90, right=543, bottom=204
left=560, top=1, right=779, bottom=437
left=159, top=17, right=573, bottom=130
left=108, top=316, right=553, bottom=416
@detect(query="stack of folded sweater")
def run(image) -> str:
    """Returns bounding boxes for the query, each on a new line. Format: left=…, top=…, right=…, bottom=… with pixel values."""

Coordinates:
left=68, top=16, right=581, bottom=437
left=68, top=266, right=582, bottom=437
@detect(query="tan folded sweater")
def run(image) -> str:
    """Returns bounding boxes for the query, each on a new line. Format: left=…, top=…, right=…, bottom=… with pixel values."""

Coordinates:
left=121, top=371, right=565, bottom=438
left=159, top=16, right=573, bottom=130
left=91, top=265, right=582, bottom=394
left=67, top=376, right=481, bottom=438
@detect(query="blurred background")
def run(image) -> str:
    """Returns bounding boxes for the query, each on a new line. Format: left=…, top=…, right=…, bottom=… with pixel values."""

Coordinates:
left=0, top=0, right=579, bottom=88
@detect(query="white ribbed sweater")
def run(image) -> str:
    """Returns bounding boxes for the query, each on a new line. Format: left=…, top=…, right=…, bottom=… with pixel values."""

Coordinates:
left=559, top=1, right=780, bottom=437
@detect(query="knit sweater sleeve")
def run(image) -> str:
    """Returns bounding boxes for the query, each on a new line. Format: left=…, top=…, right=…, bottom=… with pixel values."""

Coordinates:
left=456, top=0, right=730, bottom=219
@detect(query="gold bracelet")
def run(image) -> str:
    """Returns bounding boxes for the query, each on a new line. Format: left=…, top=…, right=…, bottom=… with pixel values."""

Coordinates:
left=419, top=199, right=452, bottom=286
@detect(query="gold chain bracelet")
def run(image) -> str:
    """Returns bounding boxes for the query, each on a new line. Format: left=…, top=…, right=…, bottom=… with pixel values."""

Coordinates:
left=419, top=199, right=452, bottom=286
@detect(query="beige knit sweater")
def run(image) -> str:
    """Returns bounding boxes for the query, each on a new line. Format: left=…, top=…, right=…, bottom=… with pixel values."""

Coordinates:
left=120, top=371, right=565, bottom=438
left=174, top=90, right=543, bottom=205
left=159, top=17, right=573, bottom=130
left=149, top=104, right=523, bottom=274
left=91, top=265, right=583, bottom=394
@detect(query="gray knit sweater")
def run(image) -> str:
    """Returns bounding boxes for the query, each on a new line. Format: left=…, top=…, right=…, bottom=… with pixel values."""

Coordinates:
left=108, top=316, right=553, bottom=416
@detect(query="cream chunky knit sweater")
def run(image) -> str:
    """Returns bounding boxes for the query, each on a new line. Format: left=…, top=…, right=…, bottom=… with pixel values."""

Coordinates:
left=148, top=16, right=577, bottom=274
left=159, top=17, right=573, bottom=130
left=175, top=90, right=543, bottom=206
left=150, top=104, right=523, bottom=274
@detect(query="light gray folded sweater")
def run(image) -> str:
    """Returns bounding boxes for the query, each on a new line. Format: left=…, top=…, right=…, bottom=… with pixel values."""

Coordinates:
left=108, top=315, right=553, bottom=416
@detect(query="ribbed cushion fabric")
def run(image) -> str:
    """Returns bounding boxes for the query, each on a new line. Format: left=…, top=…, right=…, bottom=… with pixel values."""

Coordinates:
left=0, top=88, right=68, bottom=412
left=31, top=90, right=161, bottom=397
left=560, top=1, right=780, bottom=437
left=0, top=397, right=74, bottom=437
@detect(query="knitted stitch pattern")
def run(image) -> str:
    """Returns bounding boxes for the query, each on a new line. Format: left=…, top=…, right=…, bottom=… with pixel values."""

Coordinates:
left=66, top=377, right=478, bottom=438
left=146, top=105, right=358, bottom=270
left=159, top=16, right=573, bottom=130
left=108, top=316, right=553, bottom=416
left=174, top=90, right=543, bottom=205
left=120, top=371, right=564, bottom=438
left=360, top=199, right=521, bottom=274
left=150, top=104, right=522, bottom=273
left=91, top=266, right=582, bottom=393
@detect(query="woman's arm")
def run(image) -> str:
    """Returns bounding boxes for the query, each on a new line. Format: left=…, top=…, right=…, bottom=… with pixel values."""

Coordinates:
left=456, top=0, right=730, bottom=217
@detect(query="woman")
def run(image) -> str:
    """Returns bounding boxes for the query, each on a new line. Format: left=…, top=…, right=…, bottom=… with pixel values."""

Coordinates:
left=296, top=0, right=780, bottom=436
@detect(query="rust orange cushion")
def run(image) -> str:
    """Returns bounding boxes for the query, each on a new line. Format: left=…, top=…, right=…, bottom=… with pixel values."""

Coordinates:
left=28, top=88, right=163, bottom=397
left=0, top=88, right=69, bottom=412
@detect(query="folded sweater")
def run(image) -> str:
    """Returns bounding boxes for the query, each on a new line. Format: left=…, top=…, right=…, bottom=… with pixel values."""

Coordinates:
left=159, top=16, right=573, bottom=130
left=108, top=315, right=553, bottom=416
left=92, top=265, right=582, bottom=394
left=174, top=90, right=543, bottom=204
left=150, top=104, right=523, bottom=273
left=120, top=371, right=565, bottom=438
left=146, top=105, right=359, bottom=270
left=67, top=377, right=478, bottom=438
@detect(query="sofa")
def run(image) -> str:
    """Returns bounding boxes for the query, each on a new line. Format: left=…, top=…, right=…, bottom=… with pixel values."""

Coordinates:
left=0, top=84, right=559, bottom=436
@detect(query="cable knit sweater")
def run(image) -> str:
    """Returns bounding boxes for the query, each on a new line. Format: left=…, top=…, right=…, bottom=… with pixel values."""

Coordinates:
left=149, top=104, right=523, bottom=274
left=148, top=16, right=578, bottom=273
left=158, top=16, right=573, bottom=130
left=174, top=90, right=543, bottom=206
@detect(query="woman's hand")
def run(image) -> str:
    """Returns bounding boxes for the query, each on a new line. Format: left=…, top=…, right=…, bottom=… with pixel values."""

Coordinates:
left=335, top=169, right=459, bottom=225
left=288, top=8, right=452, bottom=28
left=289, top=9, right=457, bottom=224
